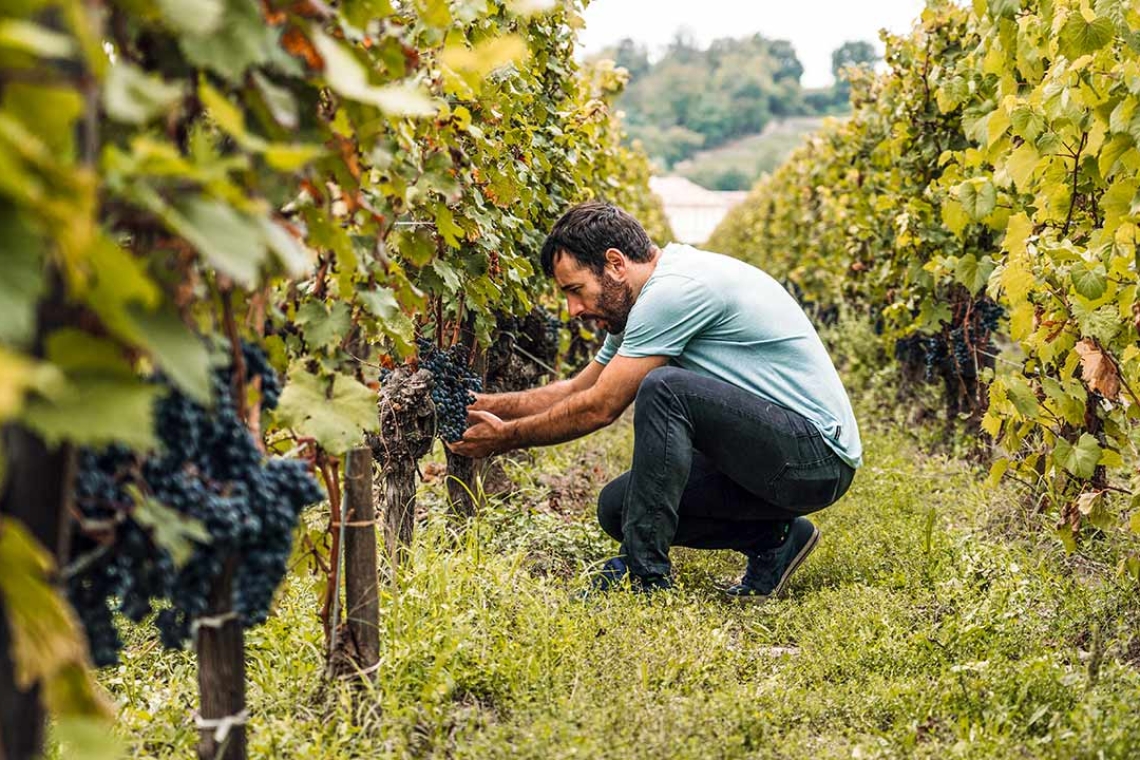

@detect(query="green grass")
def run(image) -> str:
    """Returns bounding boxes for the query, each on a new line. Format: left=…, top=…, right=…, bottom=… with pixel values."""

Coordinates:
left=79, top=399, right=1140, bottom=759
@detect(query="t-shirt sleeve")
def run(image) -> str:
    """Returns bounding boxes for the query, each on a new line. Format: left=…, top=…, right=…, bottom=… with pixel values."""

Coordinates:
left=594, top=332, right=622, bottom=366
left=617, top=275, right=724, bottom=358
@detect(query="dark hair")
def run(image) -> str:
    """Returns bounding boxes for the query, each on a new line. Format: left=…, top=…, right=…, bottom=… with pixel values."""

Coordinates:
left=539, top=201, right=653, bottom=277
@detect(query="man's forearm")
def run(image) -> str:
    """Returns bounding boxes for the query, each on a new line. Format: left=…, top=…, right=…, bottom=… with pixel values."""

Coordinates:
left=503, top=389, right=614, bottom=450
left=479, top=378, right=579, bottom=420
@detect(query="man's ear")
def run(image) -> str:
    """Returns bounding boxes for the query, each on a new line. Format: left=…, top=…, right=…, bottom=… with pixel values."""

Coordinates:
left=604, top=247, right=626, bottom=277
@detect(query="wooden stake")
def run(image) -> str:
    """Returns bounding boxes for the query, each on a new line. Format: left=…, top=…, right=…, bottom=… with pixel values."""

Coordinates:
left=342, top=448, right=379, bottom=673
left=196, top=562, right=246, bottom=760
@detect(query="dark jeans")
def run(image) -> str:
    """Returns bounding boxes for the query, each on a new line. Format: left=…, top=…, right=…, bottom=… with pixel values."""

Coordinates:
left=597, top=367, right=856, bottom=578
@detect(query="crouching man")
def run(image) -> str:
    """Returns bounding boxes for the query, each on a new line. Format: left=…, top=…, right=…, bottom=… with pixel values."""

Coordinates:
left=448, top=201, right=861, bottom=598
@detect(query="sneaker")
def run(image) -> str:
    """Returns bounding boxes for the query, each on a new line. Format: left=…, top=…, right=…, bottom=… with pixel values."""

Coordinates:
left=585, top=556, right=673, bottom=596
left=724, top=517, right=819, bottom=601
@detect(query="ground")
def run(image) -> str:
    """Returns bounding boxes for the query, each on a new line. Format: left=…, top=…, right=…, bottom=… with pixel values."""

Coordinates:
left=66, top=395, right=1140, bottom=759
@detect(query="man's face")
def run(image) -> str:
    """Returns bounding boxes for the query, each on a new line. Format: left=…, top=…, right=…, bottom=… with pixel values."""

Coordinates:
left=552, top=251, right=636, bottom=334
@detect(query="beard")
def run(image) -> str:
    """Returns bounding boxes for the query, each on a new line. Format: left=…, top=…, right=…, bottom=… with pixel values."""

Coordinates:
left=594, top=274, right=635, bottom=334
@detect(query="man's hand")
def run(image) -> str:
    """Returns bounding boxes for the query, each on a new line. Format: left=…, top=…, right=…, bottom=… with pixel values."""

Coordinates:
left=446, top=409, right=512, bottom=459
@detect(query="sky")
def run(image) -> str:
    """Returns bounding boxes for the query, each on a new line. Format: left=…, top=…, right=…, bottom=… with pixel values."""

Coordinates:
left=577, top=0, right=929, bottom=89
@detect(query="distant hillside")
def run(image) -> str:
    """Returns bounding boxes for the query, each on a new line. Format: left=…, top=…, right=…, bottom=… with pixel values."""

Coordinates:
left=674, top=117, right=830, bottom=191
left=592, top=36, right=877, bottom=178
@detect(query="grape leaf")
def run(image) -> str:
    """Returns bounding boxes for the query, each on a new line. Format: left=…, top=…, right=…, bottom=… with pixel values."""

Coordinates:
left=1054, top=433, right=1103, bottom=479
left=273, top=367, right=379, bottom=454
left=1071, top=261, right=1108, bottom=300
left=1059, top=12, right=1116, bottom=58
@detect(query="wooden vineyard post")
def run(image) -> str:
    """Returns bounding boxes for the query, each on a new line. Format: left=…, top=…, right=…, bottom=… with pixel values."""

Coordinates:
left=196, top=561, right=246, bottom=760
left=367, top=368, right=434, bottom=564
left=0, top=426, right=74, bottom=760
left=342, top=447, right=380, bottom=673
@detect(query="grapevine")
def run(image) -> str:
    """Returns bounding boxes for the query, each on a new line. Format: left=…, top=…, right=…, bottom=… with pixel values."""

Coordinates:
left=67, top=343, right=323, bottom=666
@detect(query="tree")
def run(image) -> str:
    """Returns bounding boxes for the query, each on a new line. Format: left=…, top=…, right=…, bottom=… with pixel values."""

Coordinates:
left=767, top=39, right=804, bottom=83
left=831, top=40, right=880, bottom=81
left=831, top=40, right=880, bottom=104
left=612, top=38, right=650, bottom=79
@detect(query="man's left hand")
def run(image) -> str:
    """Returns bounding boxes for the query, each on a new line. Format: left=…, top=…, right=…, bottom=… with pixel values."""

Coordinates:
left=446, top=409, right=512, bottom=459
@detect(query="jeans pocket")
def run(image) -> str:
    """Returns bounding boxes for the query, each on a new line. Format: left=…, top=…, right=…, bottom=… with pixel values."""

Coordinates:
left=767, top=457, right=843, bottom=512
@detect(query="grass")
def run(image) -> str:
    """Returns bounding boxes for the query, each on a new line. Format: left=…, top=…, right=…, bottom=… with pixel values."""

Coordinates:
left=73, top=365, right=1140, bottom=758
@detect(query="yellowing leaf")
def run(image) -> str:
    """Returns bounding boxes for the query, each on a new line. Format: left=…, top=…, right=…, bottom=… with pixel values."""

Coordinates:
left=441, top=35, right=529, bottom=80
left=1006, top=142, right=1040, bottom=190
left=0, top=519, right=87, bottom=689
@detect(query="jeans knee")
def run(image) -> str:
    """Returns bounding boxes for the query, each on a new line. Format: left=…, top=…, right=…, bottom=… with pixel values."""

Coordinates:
left=597, top=477, right=626, bottom=542
left=635, top=366, right=683, bottom=406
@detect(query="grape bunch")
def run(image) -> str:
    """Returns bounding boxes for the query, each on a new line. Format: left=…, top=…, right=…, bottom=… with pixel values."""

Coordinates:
left=416, top=338, right=483, bottom=443
left=894, top=299, right=1005, bottom=383
left=67, top=340, right=324, bottom=666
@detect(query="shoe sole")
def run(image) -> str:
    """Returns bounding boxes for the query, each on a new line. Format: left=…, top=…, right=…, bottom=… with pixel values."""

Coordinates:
left=727, top=525, right=820, bottom=603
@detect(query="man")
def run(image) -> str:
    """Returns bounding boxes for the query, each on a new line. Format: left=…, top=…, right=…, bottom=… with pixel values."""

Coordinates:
left=449, top=201, right=861, bottom=598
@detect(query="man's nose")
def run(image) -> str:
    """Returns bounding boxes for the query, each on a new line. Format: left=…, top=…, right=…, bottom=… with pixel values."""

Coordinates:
left=567, top=296, right=585, bottom=318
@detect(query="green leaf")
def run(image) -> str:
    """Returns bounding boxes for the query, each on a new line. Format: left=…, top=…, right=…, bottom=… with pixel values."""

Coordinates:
left=957, top=178, right=997, bottom=221
left=987, top=0, right=1021, bottom=19
left=1071, top=261, right=1108, bottom=300
left=0, top=206, right=44, bottom=347
left=43, top=330, right=134, bottom=379
left=128, top=485, right=211, bottom=568
left=1054, top=433, right=1103, bottom=479
left=1059, top=12, right=1116, bottom=58
left=434, top=204, right=465, bottom=248
left=1010, top=106, right=1045, bottom=141
left=129, top=308, right=211, bottom=404
left=273, top=367, right=379, bottom=454
left=160, top=197, right=269, bottom=288
left=954, top=254, right=996, bottom=295
left=1005, top=374, right=1041, bottom=419
left=259, top=218, right=312, bottom=277
left=251, top=71, right=298, bottom=130
left=1071, top=300, right=1122, bottom=343
left=295, top=301, right=352, bottom=350
left=21, top=377, right=161, bottom=450
left=311, top=30, right=436, bottom=115
left=357, top=287, right=401, bottom=321
left=179, top=0, right=286, bottom=82
left=156, top=0, right=223, bottom=36
left=102, top=63, right=185, bottom=125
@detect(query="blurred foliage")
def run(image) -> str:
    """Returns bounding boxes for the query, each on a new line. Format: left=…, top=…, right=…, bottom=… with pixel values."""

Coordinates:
left=709, top=0, right=1140, bottom=562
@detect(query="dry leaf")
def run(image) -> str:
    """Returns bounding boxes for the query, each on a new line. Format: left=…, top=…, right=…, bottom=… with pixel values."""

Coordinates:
left=1074, top=339, right=1120, bottom=400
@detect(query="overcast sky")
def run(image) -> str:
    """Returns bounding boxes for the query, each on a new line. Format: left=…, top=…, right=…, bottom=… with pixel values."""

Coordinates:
left=577, top=0, right=928, bottom=89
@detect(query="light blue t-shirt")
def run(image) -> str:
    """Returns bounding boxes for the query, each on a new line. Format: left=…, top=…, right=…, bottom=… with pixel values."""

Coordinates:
left=595, top=243, right=862, bottom=468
